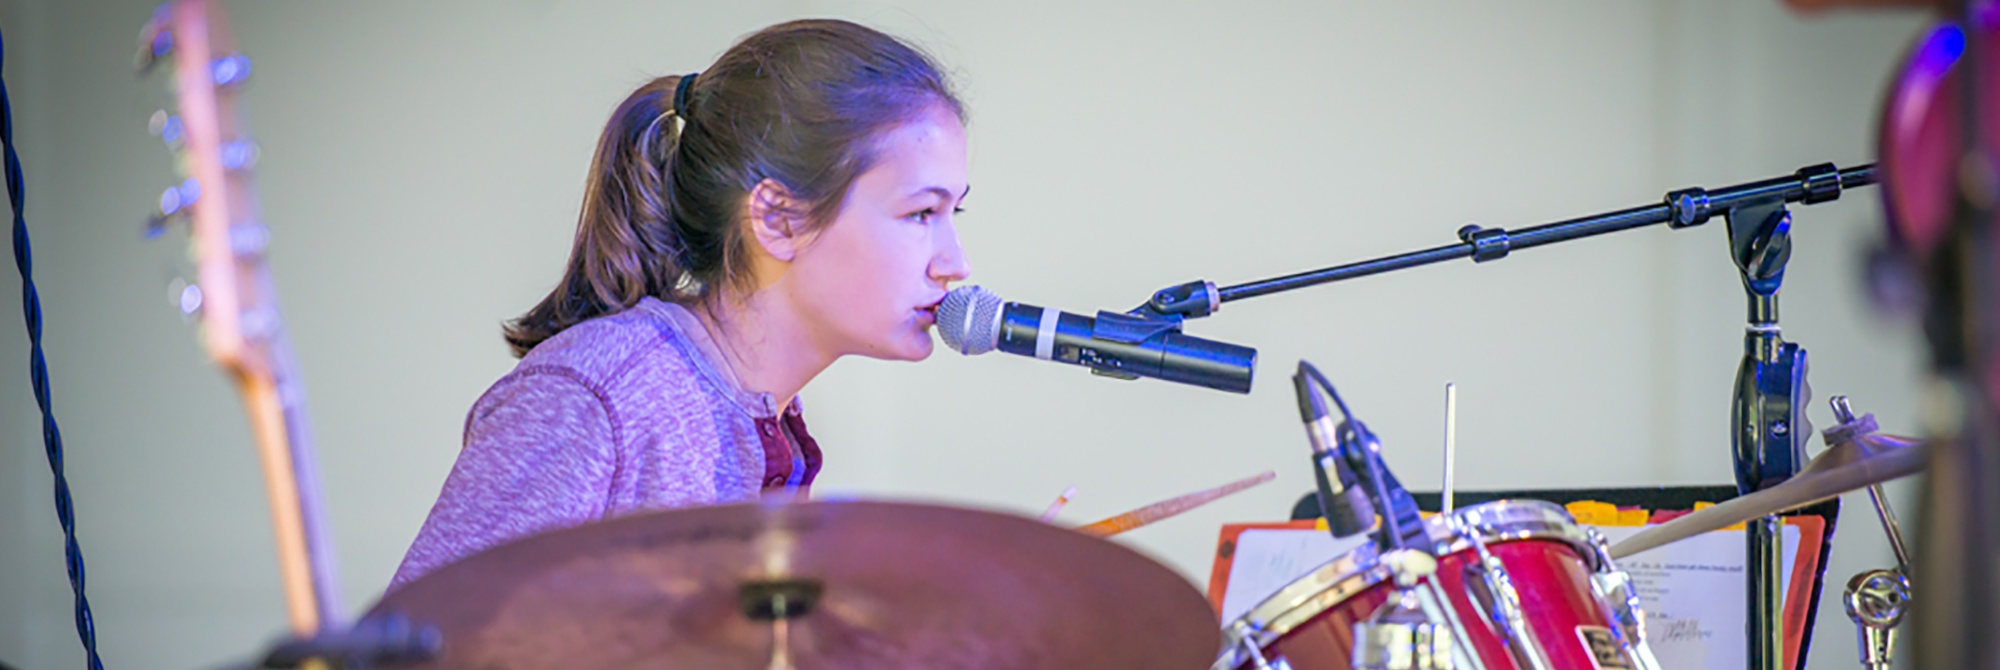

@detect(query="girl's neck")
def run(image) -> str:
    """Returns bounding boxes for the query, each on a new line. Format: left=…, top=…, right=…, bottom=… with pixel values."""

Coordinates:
left=691, top=289, right=832, bottom=411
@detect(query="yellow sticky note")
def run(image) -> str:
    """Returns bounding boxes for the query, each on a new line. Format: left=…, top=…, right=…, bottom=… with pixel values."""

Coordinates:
left=1566, top=500, right=1616, bottom=525
left=1613, top=507, right=1650, bottom=527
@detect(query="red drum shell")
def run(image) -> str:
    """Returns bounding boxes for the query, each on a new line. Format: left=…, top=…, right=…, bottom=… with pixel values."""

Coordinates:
left=1217, top=501, right=1640, bottom=670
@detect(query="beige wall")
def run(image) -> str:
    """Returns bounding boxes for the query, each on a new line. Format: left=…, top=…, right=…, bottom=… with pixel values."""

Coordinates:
left=0, top=1, right=1931, bottom=668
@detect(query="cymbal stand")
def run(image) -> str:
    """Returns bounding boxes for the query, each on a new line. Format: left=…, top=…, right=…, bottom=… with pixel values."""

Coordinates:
left=209, top=614, right=441, bottom=670
left=740, top=578, right=823, bottom=670
left=1829, top=398, right=1912, bottom=573
left=1829, top=397, right=1911, bottom=670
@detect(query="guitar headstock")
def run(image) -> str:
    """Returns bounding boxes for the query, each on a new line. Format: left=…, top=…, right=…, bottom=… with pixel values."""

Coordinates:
left=140, top=0, right=276, bottom=379
left=137, top=5, right=345, bottom=635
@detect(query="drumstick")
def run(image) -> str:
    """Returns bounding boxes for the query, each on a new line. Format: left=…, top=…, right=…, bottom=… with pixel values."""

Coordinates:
left=1075, top=470, right=1276, bottom=537
left=1442, top=382, right=1458, bottom=515
left=1609, top=433, right=1928, bottom=559
left=1040, top=485, right=1077, bottom=522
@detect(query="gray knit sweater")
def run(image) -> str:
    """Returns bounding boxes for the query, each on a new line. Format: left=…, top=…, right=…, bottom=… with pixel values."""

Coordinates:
left=389, top=297, right=821, bottom=589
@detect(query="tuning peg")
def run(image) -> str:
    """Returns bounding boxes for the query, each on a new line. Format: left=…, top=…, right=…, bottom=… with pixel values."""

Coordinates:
left=211, top=54, right=251, bottom=88
left=221, top=140, right=260, bottom=171
left=144, top=215, right=171, bottom=240
left=148, top=110, right=184, bottom=148
left=145, top=178, right=201, bottom=239
left=135, top=7, right=173, bottom=73
left=168, top=277, right=203, bottom=317
left=158, top=178, right=200, bottom=217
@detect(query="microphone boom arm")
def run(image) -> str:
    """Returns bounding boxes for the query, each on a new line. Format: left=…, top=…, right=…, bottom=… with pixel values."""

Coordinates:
left=1141, top=162, right=1876, bottom=319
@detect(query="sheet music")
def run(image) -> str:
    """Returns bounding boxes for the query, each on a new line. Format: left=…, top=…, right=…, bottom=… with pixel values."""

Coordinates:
left=1592, top=525, right=1800, bottom=670
left=1220, top=529, right=1373, bottom=623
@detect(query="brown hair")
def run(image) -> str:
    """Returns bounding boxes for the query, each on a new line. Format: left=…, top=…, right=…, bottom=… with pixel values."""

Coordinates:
left=503, top=19, right=963, bottom=357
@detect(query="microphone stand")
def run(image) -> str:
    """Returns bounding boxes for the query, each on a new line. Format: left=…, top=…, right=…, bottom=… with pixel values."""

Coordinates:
left=1725, top=197, right=1807, bottom=670
left=1147, top=162, right=1876, bottom=670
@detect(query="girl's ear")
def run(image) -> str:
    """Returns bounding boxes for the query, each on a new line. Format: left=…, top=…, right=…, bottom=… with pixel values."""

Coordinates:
left=745, top=178, right=810, bottom=262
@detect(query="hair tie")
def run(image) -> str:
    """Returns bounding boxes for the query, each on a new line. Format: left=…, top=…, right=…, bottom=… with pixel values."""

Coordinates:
left=672, top=72, right=700, bottom=118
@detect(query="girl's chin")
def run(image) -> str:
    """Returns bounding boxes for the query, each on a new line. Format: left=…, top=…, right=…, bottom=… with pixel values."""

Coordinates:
left=895, top=333, right=937, bottom=361
left=856, top=330, right=935, bottom=362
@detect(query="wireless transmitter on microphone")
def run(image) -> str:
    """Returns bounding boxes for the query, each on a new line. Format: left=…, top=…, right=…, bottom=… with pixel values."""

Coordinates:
left=935, top=285, right=1256, bottom=394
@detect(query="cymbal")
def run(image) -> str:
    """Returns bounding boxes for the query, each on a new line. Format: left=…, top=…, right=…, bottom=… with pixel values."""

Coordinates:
left=1609, top=431, right=1928, bottom=559
left=368, top=500, right=1221, bottom=670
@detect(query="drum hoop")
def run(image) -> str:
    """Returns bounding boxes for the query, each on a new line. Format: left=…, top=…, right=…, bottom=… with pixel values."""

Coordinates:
left=1216, top=499, right=1598, bottom=664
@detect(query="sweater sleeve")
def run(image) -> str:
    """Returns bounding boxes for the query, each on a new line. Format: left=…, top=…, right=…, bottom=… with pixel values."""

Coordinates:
left=388, top=369, right=617, bottom=589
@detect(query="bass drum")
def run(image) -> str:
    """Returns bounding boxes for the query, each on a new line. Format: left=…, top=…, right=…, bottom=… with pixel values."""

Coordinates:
left=1213, top=500, right=1662, bottom=670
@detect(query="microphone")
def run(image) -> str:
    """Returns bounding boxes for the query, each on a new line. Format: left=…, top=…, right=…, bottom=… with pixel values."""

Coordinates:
left=935, top=285, right=1256, bottom=394
left=1295, top=360, right=1429, bottom=552
left=1293, top=368, right=1374, bottom=538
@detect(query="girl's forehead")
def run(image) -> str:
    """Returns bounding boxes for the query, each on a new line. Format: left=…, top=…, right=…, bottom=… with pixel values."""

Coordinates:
left=861, top=111, right=968, bottom=190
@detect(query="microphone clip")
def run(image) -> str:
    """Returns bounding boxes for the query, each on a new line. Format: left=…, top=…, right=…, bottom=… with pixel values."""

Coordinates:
left=1085, top=310, right=1188, bottom=381
left=1090, top=310, right=1185, bottom=342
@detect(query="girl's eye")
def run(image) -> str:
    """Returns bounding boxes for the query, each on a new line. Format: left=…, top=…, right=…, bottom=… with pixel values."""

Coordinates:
left=909, top=206, right=962, bottom=223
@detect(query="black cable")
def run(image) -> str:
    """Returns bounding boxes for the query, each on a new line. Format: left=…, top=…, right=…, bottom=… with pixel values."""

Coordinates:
left=2, top=23, right=107, bottom=670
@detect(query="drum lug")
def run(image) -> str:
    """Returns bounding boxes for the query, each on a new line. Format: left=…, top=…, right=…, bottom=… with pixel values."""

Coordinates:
left=1218, top=620, right=1294, bottom=670
left=1582, top=528, right=1647, bottom=643
left=1352, top=591, right=1455, bottom=670
left=1449, top=517, right=1554, bottom=670
left=1587, top=571, right=1647, bottom=644
left=1584, top=529, right=1667, bottom=670
left=1352, top=550, right=1455, bottom=670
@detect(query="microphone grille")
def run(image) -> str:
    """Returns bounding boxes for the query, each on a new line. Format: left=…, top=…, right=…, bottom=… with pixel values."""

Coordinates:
left=936, top=285, right=1003, bottom=355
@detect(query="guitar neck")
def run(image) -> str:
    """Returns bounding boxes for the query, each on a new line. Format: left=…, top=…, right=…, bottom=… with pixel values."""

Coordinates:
left=236, top=369, right=327, bottom=632
left=262, top=306, right=345, bottom=628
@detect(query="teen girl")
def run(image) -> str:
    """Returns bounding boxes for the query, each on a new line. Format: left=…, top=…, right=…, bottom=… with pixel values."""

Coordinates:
left=393, top=19, right=970, bottom=587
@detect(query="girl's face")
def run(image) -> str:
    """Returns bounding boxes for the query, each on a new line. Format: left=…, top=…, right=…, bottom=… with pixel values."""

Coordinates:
left=787, top=104, right=970, bottom=362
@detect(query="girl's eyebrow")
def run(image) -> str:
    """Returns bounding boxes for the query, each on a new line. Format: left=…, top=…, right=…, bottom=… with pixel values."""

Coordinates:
left=907, top=185, right=973, bottom=201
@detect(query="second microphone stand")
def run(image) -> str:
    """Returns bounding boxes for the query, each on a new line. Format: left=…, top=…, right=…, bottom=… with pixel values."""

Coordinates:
left=1723, top=198, right=1810, bottom=670
left=1153, top=162, right=1875, bottom=670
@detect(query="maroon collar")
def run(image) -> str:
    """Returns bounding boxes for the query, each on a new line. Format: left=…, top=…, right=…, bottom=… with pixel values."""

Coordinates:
left=756, top=402, right=822, bottom=492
